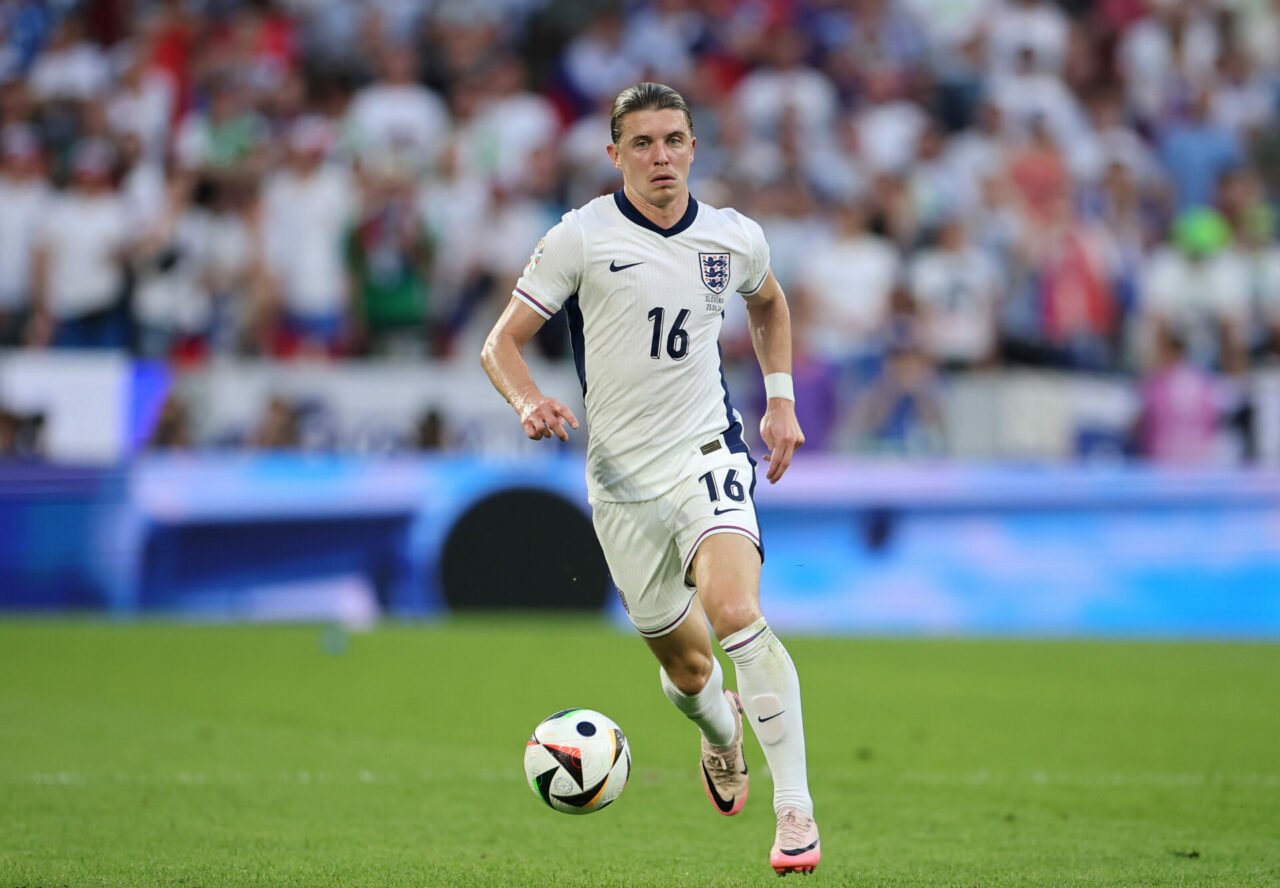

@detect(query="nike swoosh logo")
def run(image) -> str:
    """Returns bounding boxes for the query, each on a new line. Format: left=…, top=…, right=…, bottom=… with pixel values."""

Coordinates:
left=780, top=839, right=820, bottom=856
left=609, top=260, right=643, bottom=272
left=757, top=711, right=784, bottom=723
left=701, top=762, right=738, bottom=814
left=713, top=507, right=743, bottom=515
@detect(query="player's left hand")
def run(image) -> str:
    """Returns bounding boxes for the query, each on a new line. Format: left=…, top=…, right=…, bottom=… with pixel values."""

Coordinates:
left=759, top=400, right=805, bottom=484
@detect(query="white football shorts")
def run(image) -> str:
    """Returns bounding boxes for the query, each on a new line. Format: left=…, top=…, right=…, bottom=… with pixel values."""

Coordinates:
left=590, top=441, right=762, bottom=638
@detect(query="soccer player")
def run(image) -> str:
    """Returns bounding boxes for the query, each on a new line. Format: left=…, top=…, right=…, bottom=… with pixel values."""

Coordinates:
left=481, top=82, right=819, bottom=876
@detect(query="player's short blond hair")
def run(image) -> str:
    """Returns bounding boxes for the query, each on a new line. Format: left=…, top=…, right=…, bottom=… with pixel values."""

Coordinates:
left=610, top=82, right=693, bottom=144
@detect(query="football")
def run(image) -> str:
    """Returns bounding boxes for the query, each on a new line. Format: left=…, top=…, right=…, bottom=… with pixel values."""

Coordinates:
left=523, top=708, right=631, bottom=814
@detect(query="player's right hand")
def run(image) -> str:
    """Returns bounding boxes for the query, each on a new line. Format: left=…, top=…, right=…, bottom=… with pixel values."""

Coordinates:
left=519, top=396, right=580, bottom=442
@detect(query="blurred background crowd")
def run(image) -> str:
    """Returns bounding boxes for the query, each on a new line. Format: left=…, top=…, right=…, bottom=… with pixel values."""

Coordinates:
left=1, top=0, right=1279, bottom=463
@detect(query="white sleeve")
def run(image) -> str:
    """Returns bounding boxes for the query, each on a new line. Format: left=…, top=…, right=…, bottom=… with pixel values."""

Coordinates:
left=737, top=214, right=771, bottom=297
left=512, top=213, right=583, bottom=319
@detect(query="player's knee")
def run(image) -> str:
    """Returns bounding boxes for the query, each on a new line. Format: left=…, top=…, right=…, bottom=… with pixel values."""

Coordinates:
left=709, top=602, right=763, bottom=640
left=664, top=649, right=714, bottom=695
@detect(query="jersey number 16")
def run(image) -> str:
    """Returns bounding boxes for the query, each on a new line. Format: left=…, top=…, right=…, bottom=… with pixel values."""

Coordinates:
left=647, top=307, right=690, bottom=360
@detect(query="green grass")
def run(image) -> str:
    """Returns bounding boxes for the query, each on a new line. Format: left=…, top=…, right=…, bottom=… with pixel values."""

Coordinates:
left=1, top=618, right=1278, bottom=887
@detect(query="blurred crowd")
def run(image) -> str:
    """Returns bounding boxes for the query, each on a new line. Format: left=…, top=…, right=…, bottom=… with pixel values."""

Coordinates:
left=2, top=0, right=1280, bottom=463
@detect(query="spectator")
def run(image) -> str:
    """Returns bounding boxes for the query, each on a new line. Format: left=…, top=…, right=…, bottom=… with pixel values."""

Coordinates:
left=29, top=139, right=131, bottom=349
left=1007, top=113, right=1071, bottom=224
left=1134, top=329, right=1220, bottom=465
left=851, top=67, right=928, bottom=175
left=624, top=0, right=705, bottom=86
left=452, top=55, right=559, bottom=189
left=795, top=201, right=900, bottom=369
left=415, top=406, right=449, bottom=451
left=250, top=395, right=301, bottom=450
left=1118, top=2, right=1219, bottom=126
left=146, top=393, right=193, bottom=450
left=173, top=72, right=271, bottom=179
left=27, top=14, right=109, bottom=103
left=989, top=46, right=1088, bottom=157
left=0, top=407, right=43, bottom=458
left=260, top=116, right=357, bottom=356
left=986, top=0, right=1070, bottom=78
left=345, top=41, right=450, bottom=176
left=1211, top=49, right=1272, bottom=142
left=734, top=30, right=838, bottom=142
left=561, top=10, right=643, bottom=108
left=1231, top=198, right=1280, bottom=361
left=1141, top=209, right=1249, bottom=372
left=0, top=124, right=47, bottom=347
left=346, top=162, right=434, bottom=356
left=131, top=182, right=212, bottom=361
left=1037, top=192, right=1121, bottom=369
left=908, top=216, right=1002, bottom=369
left=1157, top=88, right=1244, bottom=212
left=848, top=324, right=946, bottom=456
left=200, top=178, right=260, bottom=356
left=105, top=38, right=174, bottom=165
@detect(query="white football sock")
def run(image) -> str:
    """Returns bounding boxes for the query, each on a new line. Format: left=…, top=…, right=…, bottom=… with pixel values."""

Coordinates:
left=720, top=616, right=813, bottom=815
left=660, top=654, right=738, bottom=747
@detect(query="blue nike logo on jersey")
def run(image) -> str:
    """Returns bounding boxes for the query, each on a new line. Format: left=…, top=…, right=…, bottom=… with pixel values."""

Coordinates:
left=713, top=507, right=744, bottom=515
left=609, top=260, right=644, bottom=272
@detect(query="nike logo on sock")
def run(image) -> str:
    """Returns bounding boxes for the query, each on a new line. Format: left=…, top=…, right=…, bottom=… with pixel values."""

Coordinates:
left=713, top=507, right=743, bottom=515
left=757, top=711, right=784, bottom=723
left=609, top=260, right=643, bottom=272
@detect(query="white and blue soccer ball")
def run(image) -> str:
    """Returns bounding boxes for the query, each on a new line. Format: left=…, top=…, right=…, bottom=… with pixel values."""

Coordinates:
left=523, top=708, right=631, bottom=815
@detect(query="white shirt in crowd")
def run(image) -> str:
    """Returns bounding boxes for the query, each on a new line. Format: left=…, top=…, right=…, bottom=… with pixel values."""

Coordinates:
left=856, top=100, right=929, bottom=174
left=989, top=70, right=1089, bottom=153
left=37, top=192, right=130, bottom=319
left=28, top=42, right=110, bottom=102
left=261, top=164, right=357, bottom=317
left=1143, top=247, right=1252, bottom=330
left=986, top=0, right=1070, bottom=76
left=455, top=91, right=560, bottom=188
left=1119, top=13, right=1219, bottom=121
left=798, top=232, right=900, bottom=362
left=561, top=110, right=621, bottom=206
left=903, top=0, right=991, bottom=52
left=345, top=82, right=451, bottom=174
left=908, top=245, right=1002, bottom=364
left=624, top=5, right=701, bottom=82
left=108, top=71, right=175, bottom=163
left=735, top=66, right=839, bottom=140
left=562, top=24, right=643, bottom=102
left=134, top=211, right=213, bottom=334
left=121, top=161, right=168, bottom=232
left=0, top=176, right=49, bottom=310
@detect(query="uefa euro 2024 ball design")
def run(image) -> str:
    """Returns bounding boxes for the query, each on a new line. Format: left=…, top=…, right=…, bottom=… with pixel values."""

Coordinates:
left=524, top=709, right=631, bottom=814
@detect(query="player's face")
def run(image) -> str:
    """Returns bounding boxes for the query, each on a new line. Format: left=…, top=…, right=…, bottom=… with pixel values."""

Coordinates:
left=608, top=108, right=695, bottom=209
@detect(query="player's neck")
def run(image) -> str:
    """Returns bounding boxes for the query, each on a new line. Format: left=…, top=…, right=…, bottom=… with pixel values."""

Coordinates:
left=622, top=184, right=689, bottom=230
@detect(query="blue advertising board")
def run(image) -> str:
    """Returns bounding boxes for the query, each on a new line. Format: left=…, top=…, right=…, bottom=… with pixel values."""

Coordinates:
left=1, top=456, right=1278, bottom=637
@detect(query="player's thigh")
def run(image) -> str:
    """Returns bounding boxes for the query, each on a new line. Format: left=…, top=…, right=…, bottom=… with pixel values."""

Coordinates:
left=671, top=450, right=764, bottom=640
left=591, top=497, right=698, bottom=640
left=689, top=532, right=762, bottom=640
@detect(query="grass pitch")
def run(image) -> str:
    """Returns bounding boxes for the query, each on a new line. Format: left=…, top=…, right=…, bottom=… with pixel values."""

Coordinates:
left=1, top=618, right=1278, bottom=887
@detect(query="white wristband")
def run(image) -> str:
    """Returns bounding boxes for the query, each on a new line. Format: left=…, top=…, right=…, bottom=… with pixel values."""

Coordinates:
left=764, top=372, right=795, bottom=401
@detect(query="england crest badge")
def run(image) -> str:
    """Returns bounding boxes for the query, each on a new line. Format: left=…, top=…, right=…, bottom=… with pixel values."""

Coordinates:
left=699, top=252, right=730, bottom=295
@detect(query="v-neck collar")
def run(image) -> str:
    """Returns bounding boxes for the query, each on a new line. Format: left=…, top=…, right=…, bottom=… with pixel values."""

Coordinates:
left=614, top=188, right=698, bottom=238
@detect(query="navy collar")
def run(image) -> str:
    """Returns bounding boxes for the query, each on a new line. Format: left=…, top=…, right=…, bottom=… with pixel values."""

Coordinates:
left=614, top=188, right=698, bottom=237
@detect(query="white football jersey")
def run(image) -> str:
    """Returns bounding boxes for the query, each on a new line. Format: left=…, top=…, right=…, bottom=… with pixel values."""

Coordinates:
left=513, top=190, right=771, bottom=502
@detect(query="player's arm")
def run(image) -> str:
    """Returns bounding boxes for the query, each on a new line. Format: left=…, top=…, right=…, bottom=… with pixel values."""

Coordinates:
left=745, top=269, right=805, bottom=483
left=481, top=298, right=580, bottom=442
